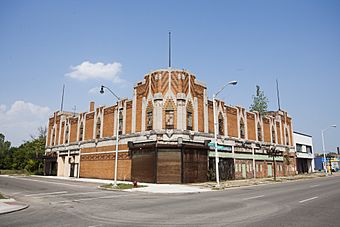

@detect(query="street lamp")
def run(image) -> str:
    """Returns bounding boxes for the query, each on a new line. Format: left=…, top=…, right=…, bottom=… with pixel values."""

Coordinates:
left=321, top=124, right=336, bottom=175
left=213, top=80, right=237, bottom=187
left=100, top=85, right=121, bottom=186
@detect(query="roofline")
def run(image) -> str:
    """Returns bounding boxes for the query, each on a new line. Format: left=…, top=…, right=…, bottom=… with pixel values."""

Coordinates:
left=293, top=131, right=312, bottom=138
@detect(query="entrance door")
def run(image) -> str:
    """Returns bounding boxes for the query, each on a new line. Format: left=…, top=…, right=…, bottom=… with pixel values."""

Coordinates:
left=70, top=163, right=75, bottom=177
left=267, top=164, right=273, bottom=177
left=241, top=164, right=247, bottom=179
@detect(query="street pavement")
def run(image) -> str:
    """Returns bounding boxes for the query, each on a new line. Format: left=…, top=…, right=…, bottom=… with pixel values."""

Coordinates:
left=0, top=174, right=339, bottom=226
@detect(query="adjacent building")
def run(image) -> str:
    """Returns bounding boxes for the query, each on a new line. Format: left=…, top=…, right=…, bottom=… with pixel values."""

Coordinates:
left=293, top=131, right=314, bottom=173
left=45, top=68, right=296, bottom=183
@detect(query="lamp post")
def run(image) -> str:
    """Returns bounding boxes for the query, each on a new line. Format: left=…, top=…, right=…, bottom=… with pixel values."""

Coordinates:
left=100, top=85, right=121, bottom=186
left=213, top=80, right=237, bottom=187
left=321, top=124, right=336, bottom=175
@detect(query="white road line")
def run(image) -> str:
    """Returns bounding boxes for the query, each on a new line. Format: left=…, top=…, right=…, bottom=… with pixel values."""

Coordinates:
left=35, top=191, right=103, bottom=198
left=299, top=196, right=318, bottom=203
left=55, top=194, right=130, bottom=204
left=11, top=192, right=25, bottom=195
left=25, top=191, right=68, bottom=197
left=310, top=184, right=319, bottom=188
left=8, top=176, right=90, bottom=188
left=242, top=195, right=265, bottom=200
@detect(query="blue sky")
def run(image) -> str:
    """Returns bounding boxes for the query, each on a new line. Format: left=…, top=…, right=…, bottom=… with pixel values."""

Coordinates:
left=0, top=0, right=339, bottom=153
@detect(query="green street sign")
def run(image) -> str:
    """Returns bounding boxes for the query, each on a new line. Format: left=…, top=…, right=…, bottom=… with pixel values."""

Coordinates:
left=208, top=143, right=232, bottom=151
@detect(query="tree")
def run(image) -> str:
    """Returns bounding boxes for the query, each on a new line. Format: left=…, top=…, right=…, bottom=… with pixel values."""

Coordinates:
left=0, top=127, right=47, bottom=175
left=0, top=133, right=12, bottom=169
left=250, top=85, right=269, bottom=115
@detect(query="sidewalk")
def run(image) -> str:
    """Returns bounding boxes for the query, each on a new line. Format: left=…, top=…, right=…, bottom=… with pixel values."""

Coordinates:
left=0, top=198, right=29, bottom=215
left=32, top=175, right=211, bottom=194
left=193, top=172, right=336, bottom=190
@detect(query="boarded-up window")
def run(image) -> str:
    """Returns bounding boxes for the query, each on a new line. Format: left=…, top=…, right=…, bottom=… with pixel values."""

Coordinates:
left=165, top=110, right=174, bottom=129
left=118, top=110, right=123, bottom=135
left=96, top=117, right=101, bottom=139
left=65, top=124, right=69, bottom=143
left=272, top=126, right=276, bottom=143
left=257, top=123, right=262, bottom=141
left=285, top=128, right=289, bottom=145
left=218, top=113, right=224, bottom=136
left=240, top=118, right=245, bottom=139
left=79, top=122, right=84, bottom=141
left=147, top=110, right=153, bottom=130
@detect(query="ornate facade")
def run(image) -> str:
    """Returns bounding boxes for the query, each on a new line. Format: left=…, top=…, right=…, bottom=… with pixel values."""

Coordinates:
left=45, top=68, right=296, bottom=183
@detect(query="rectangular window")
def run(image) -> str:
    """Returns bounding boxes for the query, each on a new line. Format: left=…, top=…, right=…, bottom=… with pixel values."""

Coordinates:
left=296, top=144, right=303, bottom=152
left=306, top=146, right=312, bottom=154
left=165, top=110, right=174, bottom=129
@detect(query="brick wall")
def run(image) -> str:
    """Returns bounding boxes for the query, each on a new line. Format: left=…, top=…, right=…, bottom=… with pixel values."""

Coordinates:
left=227, top=107, right=238, bottom=138
left=125, top=101, right=132, bottom=134
left=246, top=113, right=256, bottom=140
left=103, top=107, right=114, bottom=137
left=196, top=84, right=205, bottom=132
left=55, top=118, right=60, bottom=145
left=69, top=118, right=78, bottom=143
left=80, top=152, right=131, bottom=180
left=85, top=113, right=94, bottom=140
left=81, top=144, right=128, bottom=154
left=208, top=101, right=214, bottom=133
left=276, top=122, right=281, bottom=144
left=263, top=118, right=271, bottom=143
left=234, top=159, right=254, bottom=179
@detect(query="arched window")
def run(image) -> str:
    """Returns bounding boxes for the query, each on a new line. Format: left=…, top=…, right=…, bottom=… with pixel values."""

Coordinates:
left=257, top=122, right=262, bottom=141
left=186, top=102, right=193, bottom=130
left=218, top=113, right=224, bottom=136
left=272, top=126, right=276, bottom=144
left=96, top=117, right=101, bottom=139
left=285, top=128, right=289, bottom=145
left=79, top=122, right=84, bottom=141
left=65, top=124, right=69, bottom=143
left=240, top=118, right=245, bottom=139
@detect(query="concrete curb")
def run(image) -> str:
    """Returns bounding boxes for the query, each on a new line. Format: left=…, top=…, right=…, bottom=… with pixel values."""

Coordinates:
left=0, top=198, right=29, bottom=215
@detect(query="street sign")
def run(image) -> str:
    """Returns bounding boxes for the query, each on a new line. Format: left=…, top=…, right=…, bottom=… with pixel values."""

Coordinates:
left=208, top=143, right=232, bottom=151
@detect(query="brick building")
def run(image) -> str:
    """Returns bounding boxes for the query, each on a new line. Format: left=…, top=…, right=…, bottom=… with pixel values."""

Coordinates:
left=45, top=68, right=296, bottom=183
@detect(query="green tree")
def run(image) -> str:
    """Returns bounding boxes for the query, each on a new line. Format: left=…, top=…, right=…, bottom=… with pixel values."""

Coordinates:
left=0, top=133, right=12, bottom=169
left=250, top=85, right=269, bottom=115
left=0, top=127, right=46, bottom=175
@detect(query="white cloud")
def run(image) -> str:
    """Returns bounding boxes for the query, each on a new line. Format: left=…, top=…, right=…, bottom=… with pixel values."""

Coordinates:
left=65, top=61, right=123, bottom=83
left=0, top=101, right=51, bottom=146
left=88, top=86, right=100, bottom=94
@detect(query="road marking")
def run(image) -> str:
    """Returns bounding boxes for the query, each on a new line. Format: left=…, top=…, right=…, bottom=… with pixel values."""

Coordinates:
left=25, top=191, right=68, bottom=197
left=299, top=196, right=318, bottom=203
left=11, top=191, right=25, bottom=195
left=310, top=184, right=319, bottom=188
left=242, top=195, right=265, bottom=200
left=55, top=194, right=130, bottom=204
left=34, top=191, right=104, bottom=198
left=7, top=176, right=91, bottom=188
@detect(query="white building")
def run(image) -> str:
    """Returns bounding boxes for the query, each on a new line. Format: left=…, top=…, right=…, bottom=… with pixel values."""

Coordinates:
left=293, top=131, right=314, bottom=173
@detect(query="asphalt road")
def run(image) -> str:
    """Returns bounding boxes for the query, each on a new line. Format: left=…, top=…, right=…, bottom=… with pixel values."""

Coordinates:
left=0, top=175, right=339, bottom=227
